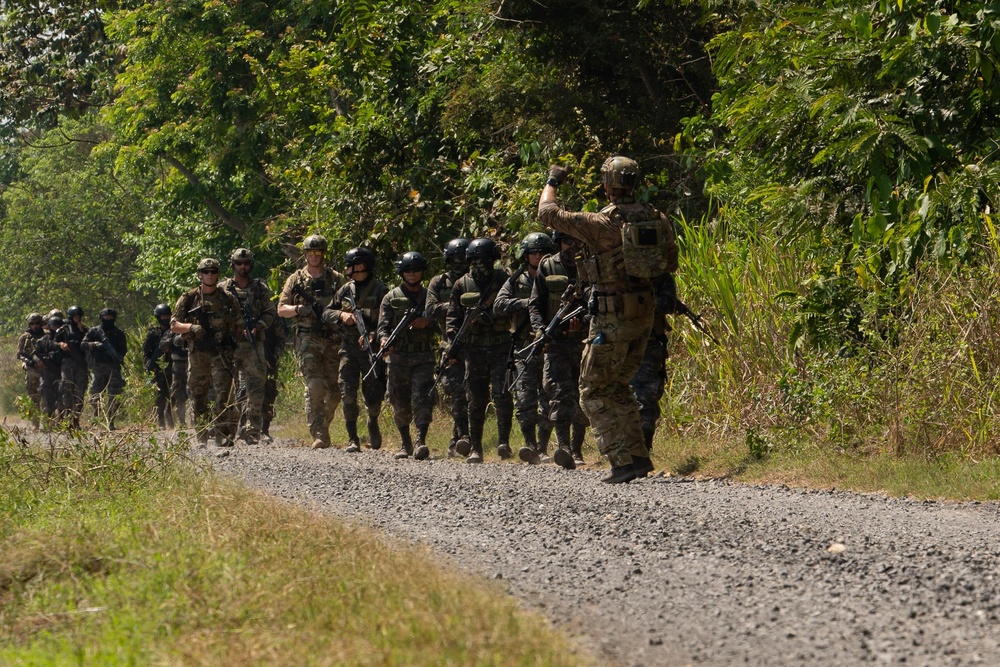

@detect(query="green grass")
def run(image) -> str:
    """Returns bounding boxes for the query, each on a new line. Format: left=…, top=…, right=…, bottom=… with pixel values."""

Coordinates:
left=0, top=428, right=589, bottom=666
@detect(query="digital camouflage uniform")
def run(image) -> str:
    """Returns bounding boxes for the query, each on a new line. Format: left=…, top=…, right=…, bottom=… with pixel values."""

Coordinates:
left=159, top=330, right=189, bottom=427
left=33, top=327, right=64, bottom=425
left=143, top=323, right=173, bottom=428
left=494, top=266, right=552, bottom=458
left=448, top=267, right=513, bottom=460
left=529, top=250, right=591, bottom=465
left=262, top=317, right=288, bottom=438
left=378, top=285, right=437, bottom=455
left=84, top=320, right=127, bottom=429
left=55, top=320, right=88, bottom=428
left=630, top=273, right=677, bottom=451
left=221, top=276, right=277, bottom=444
left=17, top=326, right=45, bottom=426
left=538, top=196, right=677, bottom=470
left=278, top=266, right=346, bottom=447
left=426, top=268, right=469, bottom=452
left=172, top=287, right=241, bottom=445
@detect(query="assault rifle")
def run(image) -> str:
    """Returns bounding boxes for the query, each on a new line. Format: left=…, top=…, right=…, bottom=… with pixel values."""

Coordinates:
left=187, top=304, right=219, bottom=353
left=343, top=294, right=379, bottom=378
left=673, top=299, right=719, bottom=345
left=87, top=328, right=124, bottom=364
left=290, top=282, right=326, bottom=321
left=510, top=284, right=585, bottom=387
left=429, top=273, right=496, bottom=396
left=228, top=280, right=264, bottom=364
left=362, top=303, right=422, bottom=381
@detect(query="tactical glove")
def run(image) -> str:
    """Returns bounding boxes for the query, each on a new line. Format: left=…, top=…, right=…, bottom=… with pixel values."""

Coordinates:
left=547, top=165, right=569, bottom=185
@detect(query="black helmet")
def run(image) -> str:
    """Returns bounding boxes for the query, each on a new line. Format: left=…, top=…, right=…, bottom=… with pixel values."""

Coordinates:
left=303, top=234, right=328, bottom=252
left=518, top=232, right=554, bottom=260
left=153, top=303, right=171, bottom=318
left=67, top=305, right=84, bottom=319
left=230, top=247, right=254, bottom=265
left=100, top=308, right=117, bottom=320
left=27, top=312, right=44, bottom=326
left=466, top=238, right=500, bottom=264
left=551, top=229, right=578, bottom=245
left=600, top=155, right=641, bottom=192
left=443, top=238, right=470, bottom=263
left=48, top=315, right=64, bottom=329
left=344, top=247, right=376, bottom=272
left=395, top=251, right=428, bottom=275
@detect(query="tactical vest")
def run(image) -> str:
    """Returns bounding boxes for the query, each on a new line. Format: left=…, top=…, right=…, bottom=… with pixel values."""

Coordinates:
left=182, top=287, right=237, bottom=352
left=507, top=268, right=533, bottom=338
left=340, top=279, right=385, bottom=333
left=539, top=255, right=586, bottom=341
left=456, top=272, right=511, bottom=347
left=428, top=271, right=458, bottom=326
left=290, top=267, right=342, bottom=335
left=577, top=202, right=674, bottom=285
left=385, top=286, right=436, bottom=354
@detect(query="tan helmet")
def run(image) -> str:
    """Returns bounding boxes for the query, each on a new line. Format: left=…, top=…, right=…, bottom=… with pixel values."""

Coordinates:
left=600, top=156, right=641, bottom=192
left=46, top=309, right=65, bottom=320
left=230, top=247, right=254, bottom=265
left=303, top=234, right=328, bottom=252
left=27, top=312, right=44, bottom=326
left=197, top=257, right=221, bottom=272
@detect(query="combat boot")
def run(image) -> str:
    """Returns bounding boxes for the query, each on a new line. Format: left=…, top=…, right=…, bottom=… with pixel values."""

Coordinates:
left=552, top=422, right=575, bottom=470
left=571, top=423, right=586, bottom=466
left=413, top=425, right=430, bottom=460
left=643, top=426, right=655, bottom=453
left=632, top=456, right=654, bottom=478
left=601, top=462, right=640, bottom=484
left=368, top=416, right=382, bottom=450
left=497, top=442, right=513, bottom=460
left=395, top=427, right=413, bottom=459
left=538, top=423, right=552, bottom=453
left=518, top=424, right=540, bottom=465
left=455, top=436, right=471, bottom=457
left=345, top=420, right=361, bottom=453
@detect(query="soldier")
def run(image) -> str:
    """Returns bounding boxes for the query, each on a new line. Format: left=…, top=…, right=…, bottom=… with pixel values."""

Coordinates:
left=276, top=234, right=346, bottom=449
left=55, top=305, right=89, bottom=429
left=425, top=238, right=470, bottom=457
left=261, top=316, right=288, bottom=443
left=220, top=248, right=277, bottom=445
left=494, top=232, right=554, bottom=465
left=17, top=313, right=46, bottom=427
left=323, top=247, right=388, bottom=452
left=538, top=156, right=678, bottom=483
left=529, top=230, right=591, bottom=469
left=631, top=273, right=678, bottom=453
left=143, top=304, right=174, bottom=429
left=378, top=251, right=437, bottom=460
left=447, top=238, right=513, bottom=463
left=84, top=308, right=128, bottom=430
left=34, top=313, right=65, bottom=428
left=160, top=313, right=190, bottom=428
left=171, top=258, right=242, bottom=449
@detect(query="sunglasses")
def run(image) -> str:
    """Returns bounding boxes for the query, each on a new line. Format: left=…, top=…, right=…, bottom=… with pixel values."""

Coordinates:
left=200, top=269, right=219, bottom=275
left=527, top=249, right=545, bottom=255
left=233, top=261, right=251, bottom=266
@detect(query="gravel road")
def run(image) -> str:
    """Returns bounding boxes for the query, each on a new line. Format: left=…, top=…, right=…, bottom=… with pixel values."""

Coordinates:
left=209, top=441, right=1000, bottom=666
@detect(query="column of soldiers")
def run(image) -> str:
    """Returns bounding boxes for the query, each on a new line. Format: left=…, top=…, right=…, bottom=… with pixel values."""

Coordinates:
left=16, top=154, right=678, bottom=483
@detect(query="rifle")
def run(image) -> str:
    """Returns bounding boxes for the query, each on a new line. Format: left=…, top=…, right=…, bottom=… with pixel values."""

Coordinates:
left=291, top=282, right=326, bottom=321
left=229, top=280, right=265, bottom=364
left=510, top=284, right=584, bottom=387
left=342, top=293, right=379, bottom=378
left=187, top=304, right=219, bottom=353
left=88, top=328, right=124, bottom=364
left=362, top=304, right=421, bottom=381
left=674, top=300, right=719, bottom=345
left=429, top=273, right=496, bottom=396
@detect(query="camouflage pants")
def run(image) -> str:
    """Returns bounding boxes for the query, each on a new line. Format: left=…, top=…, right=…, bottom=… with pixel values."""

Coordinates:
left=387, top=352, right=435, bottom=430
left=631, top=333, right=667, bottom=443
left=188, top=349, right=236, bottom=444
left=150, top=368, right=171, bottom=427
left=40, top=367, right=61, bottom=419
left=60, top=359, right=88, bottom=425
left=544, top=339, right=588, bottom=429
left=439, top=354, right=468, bottom=441
left=171, top=357, right=189, bottom=426
left=294, top=333, right=341, bottom=445
left=262, top=354, right=281, bottom=431
left=579, top=309, right=653, bottom=468
left=512, top=348, right=551, bottom=430
left=338, top=347, right=385, bottom=422
left=464, top=343, right=513, bottom=449
left=24, top=368, right=41, bottom=418
left=231, top=339, right=267, bottom=441
left=90, top=362, right=125, bottom=426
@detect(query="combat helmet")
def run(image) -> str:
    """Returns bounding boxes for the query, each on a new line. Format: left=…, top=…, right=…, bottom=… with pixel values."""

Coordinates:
left=230, top=247, right=254, bottom=265
left=518, top=232, right=554, bottom=261
left=465, top=238, right=500, bottom=264
left=67, top=305, right=84, bottom=320
left=46, top=309, right=65, bottom=321
left=153, top=304, right=171, bottom=318
left=600, top=156, right=641, bottom=192
left=344, top=247, right=376, bottom=272
left=395, top=251, right=428, bottom=275
left=197, top=257, right=221, bottom=273
left=27, top=312, right=44, bottom=326
left=443, top=238, right=470, bottom=264
left=303, top=234, right=328, bottom=252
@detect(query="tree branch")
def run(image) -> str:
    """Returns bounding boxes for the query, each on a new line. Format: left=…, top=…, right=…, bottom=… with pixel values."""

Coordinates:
left=158, top=153, right=248, bottom=235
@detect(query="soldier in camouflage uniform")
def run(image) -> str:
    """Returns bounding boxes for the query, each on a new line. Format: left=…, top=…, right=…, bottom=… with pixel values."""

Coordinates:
left=448, top=238, right=513, bottom=463
left=84, top=308, right=127, bottom=430
left=261, top=316, right=288, bottom=443
left=171, top=258, right=242, bottom=448
left=630, top=273, right=678, bottom=452
left=425, top=238, right=470, bottom=457
left=538, top=156, right=678, bottom=483
left=160, top=319, right=189, bottom=428
left=55, top=305, right=88, bottom=429
left=494, top=232, right=554, bottom=465
left=220, top=248, right=277, bottom=445
left=277, top=234, right=346, bottom=449
left=143, top=304, right=174, bottom=429
left=529, top=230, right=591, bottom=469
left=324, top=247, right=388, bottom=452
left=34, top=314, right=65, bottom=428
left=17, top=313, right=45, bottom=427
left=378, top=251, right=437, bottom=460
